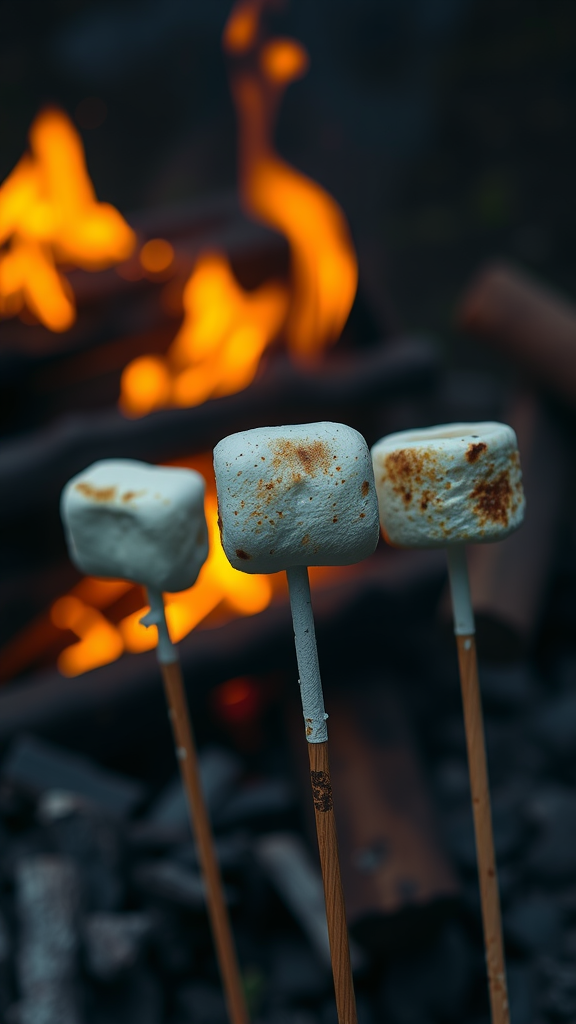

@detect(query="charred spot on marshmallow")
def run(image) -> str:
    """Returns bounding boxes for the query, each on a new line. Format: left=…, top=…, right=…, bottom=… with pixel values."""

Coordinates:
left=384, top=449, right=439, bottom=507
left=361, top=480, right=370, bottom=497
left=122, top=489, right=146, bottom=503
left=466, top=442, right=488, bottom=464
left=75, top=482, right=117, bottom=502
left=236, top=548, right=250, bottom=560
left=470, top=470, right=513, bottom=527
left=271, top=438, right=333, bottom=477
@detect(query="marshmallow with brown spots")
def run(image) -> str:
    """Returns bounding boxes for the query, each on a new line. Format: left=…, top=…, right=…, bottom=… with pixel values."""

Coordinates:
left=371, top=421, right=525, bottom=548
left=213, top=422, right=379, bottom=573
left=61, top=459, right=208, bottom=592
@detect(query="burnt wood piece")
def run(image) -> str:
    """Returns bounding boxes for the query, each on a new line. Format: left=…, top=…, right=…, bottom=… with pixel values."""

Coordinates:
left=465, top=391, right=568, bottom=658
left=457, top=262, right=576, bottom=404
left=0, top=336, right=439, bottom=523
left=0, top=192, right=288, bottom=370
left=289, top=681, right=459, bottom=956
left=0, top=550, right=445, bottom=762
left=16, top=856, right=83, bottom=1024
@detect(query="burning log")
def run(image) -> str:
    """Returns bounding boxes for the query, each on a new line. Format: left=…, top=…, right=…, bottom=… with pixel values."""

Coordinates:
left=0, top=336, right=439, bottom=525
left=457, top=262, right=576, bottom=404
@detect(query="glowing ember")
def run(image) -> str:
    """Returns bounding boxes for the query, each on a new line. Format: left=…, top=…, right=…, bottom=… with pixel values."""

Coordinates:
left=0, top=108, right=135, bottom=331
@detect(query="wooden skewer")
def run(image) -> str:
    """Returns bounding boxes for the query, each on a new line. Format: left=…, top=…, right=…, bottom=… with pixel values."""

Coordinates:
left=145, top=589, right=250, bottom=1024
left=447, top=548, right=509, bottom=1024
left=287, top=565, right=358, bottom=1024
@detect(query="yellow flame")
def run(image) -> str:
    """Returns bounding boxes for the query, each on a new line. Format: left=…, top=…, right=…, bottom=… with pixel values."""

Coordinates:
left=119, top=4, right=357, bottom=417
left=120, top=251, right=288, bottom=417
left=0, top=108, right=135, bottom=330
left=230, top=30, right=358, bottom=358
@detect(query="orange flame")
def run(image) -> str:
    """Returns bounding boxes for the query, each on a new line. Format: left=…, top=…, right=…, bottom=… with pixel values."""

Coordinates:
left=226, top=10, right=358, bottom=359
left=119, top=2, right=357, bottom=417
left=0, top=108, right=135, bottom=331
left=119, top=251, right=288, bottom=417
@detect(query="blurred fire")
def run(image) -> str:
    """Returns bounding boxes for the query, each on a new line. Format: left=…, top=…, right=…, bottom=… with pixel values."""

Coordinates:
left=0, top=108, right=135, bottom=331
left=120, top=252, right=288, bottom=417
left=120, top=0, right=358, bottom=416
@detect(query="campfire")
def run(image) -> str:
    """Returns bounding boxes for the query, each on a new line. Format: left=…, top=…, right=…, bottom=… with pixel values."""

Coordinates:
left=1, top=3, right=573, bottom=1024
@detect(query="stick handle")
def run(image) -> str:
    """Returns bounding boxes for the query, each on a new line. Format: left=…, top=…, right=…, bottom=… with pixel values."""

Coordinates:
left=286, top=566, right=357, bottom=1024
left=446, top=551, right=509, bottom=1024
left=145, top=592, right=249, bottom=1024
left=309, top=741, right=358, bottom=1024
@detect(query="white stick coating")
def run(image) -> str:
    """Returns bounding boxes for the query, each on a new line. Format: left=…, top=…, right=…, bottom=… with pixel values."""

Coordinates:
left=371, top=422, right=525, bottom=548
left=61, top=460, right=208, bottom=592
left=213, top=422, right=380, bottom=573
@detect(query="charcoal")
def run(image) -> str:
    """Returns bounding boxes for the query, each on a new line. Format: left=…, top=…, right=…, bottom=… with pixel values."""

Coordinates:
left=146, top=745, right=242, bottom=834
left=88, top=965, right=163, bottom=1024
left=504, top=893, right=563, bottom=955
left=41, top=801, right=124, bottom=912
left=443, top=790, right=524, bottom=872
left=539, top=955, right=576, bottom=1020
left=173, top=981, right=227, bottom=1024
left=506, top=961, right=537, bottom=1024
left=267, top=938, right=329, bottom=1003
left=478, top=663, right=538, bottom=715
left=215, top=779, right=295, bottom=828
left=255, top=833, right=332, bottom=969
left=133, top=859, right=236, bottom=909
left=172, top=831, right=251, bottom=871
left=83, top=913, right=152, bottom=981
left=378, top=921, right=475, bottom=1023
left=15, top=856, right=83, bottom=1024
left=433, top=758, right=470, bottom=805
left=3, top=735, right=144, bottom=819
left=532, top=691, right=576, bottom=761
left=526, top=787, right=576, bottom=883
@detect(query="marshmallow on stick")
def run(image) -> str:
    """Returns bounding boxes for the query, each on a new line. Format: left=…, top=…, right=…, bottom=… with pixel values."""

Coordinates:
left=214, top=422, right=380, bottom=1024
left=372, top=423, right=525, bottom=1024
left=61, top=459, right=249, bottom=1024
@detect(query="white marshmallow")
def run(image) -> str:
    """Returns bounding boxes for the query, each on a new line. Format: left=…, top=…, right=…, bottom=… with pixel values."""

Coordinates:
left=213, top=422, right=379, bottom=573
left=61, top=460, right=208, bottom=592
left=371, top=422, right=525, bottom=548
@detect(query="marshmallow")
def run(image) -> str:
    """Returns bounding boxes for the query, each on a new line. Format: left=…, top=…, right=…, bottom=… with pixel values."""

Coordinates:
left=213, top=422, right=379, bottom=573
left=371, top=422, right=525, bottom=548
left=61, top=460, right=208, bottom=592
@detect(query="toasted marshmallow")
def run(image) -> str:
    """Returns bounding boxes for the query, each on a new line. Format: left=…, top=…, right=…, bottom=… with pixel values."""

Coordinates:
left=61, top=460, right=208, bottom=592
left=371, top=422, right=525, bottom=548
left=214, top=422, right=379, bottom=573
